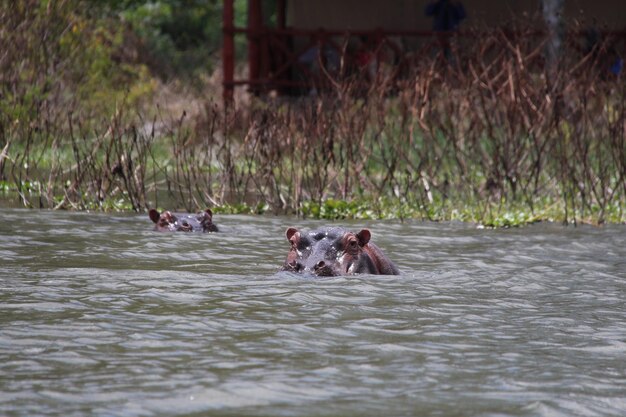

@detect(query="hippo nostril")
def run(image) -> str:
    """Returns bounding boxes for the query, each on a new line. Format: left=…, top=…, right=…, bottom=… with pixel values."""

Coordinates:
left=314, top=260, right=326, bottom=270
left=178, top=221, right=193, bottom=232
left=287, top=261, right=304, bottom=272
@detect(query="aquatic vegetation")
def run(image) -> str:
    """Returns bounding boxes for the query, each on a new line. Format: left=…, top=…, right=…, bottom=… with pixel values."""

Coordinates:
left=1, top=13, right=624, bottom=227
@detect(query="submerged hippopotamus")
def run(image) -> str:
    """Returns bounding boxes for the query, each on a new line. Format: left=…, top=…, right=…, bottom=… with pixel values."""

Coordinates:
left=148, top=208, right=218, bottom=232
left=282, top=226, right=400, bottom=276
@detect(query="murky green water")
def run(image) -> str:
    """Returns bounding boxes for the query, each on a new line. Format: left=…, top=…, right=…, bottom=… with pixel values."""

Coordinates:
left=1, top=208, right=625, bottom=416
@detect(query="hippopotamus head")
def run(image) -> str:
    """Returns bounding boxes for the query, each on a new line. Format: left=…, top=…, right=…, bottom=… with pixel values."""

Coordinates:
left=148, top=208, right=218, bottom=232
left=282, top=226, right=400, bottom=276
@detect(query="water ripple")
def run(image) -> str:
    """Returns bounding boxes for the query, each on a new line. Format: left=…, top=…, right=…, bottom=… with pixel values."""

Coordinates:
left=0, top=209, right=625, bottom=416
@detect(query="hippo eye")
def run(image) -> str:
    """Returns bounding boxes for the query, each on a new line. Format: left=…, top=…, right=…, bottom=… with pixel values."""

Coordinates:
left=349, top=239, right=358, bottom=248
left=295, top=238, right=310, bottom=250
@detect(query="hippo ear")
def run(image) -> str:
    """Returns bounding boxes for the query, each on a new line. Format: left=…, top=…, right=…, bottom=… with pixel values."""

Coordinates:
left=356, top=229, right=371, bottom=246
left=149, top=209, right=160, bottom=224
left=204, top=208, right=213, bottom=219
left=286, top=227, right=299, bottom=242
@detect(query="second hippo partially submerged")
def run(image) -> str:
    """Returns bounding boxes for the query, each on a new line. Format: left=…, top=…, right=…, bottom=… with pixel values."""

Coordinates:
left=283, top=226, right=400, bottom=276
left=149, top=208, right=218, bottom=232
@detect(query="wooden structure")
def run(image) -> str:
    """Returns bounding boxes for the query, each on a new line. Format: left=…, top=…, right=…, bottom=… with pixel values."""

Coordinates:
left=222, top=0, right=626, bottom=102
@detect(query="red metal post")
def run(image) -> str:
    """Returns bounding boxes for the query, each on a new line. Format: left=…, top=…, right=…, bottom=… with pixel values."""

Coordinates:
left=248, top=0, right=263, bottom=94
left=277, top=0, right=286, bottom=29
left=222, top=0, right=235, bottom=104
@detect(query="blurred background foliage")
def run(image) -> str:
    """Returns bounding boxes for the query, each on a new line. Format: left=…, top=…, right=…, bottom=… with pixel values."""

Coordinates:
left=0, top=0, right=251, bottom=123
left=93, top=0, right=251, bottom=80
